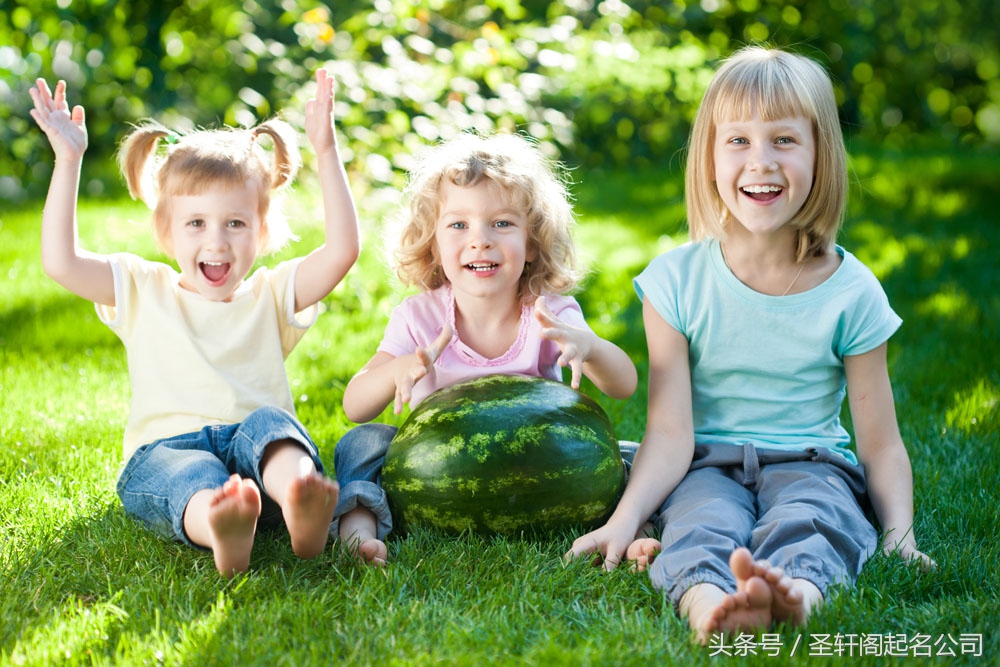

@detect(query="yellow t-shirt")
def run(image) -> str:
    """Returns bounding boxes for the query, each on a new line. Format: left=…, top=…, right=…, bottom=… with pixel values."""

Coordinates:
left=96, top=253, right=318, bottom=460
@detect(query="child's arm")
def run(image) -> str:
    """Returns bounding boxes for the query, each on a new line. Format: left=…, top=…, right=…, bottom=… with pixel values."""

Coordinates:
left=566, top=299, right=693, bottom=569
left=293, top=68, right=361, bottom=312
left=343, top=325, right=454, bottom=423
left=847, top=343, right=935, bottom=570
left=29, top=79, right=115, bottom=306
left=534, top=296, right=638, bottom=399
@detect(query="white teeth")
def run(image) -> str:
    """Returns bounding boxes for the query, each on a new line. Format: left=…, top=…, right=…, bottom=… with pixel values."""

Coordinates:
left=741, top=185, right=783, bottom=194
left=467, top=263, right=497, bottom=271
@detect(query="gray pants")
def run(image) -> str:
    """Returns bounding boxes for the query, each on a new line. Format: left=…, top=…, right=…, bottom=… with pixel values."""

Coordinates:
left=649, top=442, right=878, bottom=607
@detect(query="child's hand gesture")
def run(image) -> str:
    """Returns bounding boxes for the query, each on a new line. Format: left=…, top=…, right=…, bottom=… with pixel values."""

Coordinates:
left=304, top=68, right=337, bottom=155
left=393, top=324, right=454, bottom=414
left=566, top=519, right=638, bottom=571
left=29, top=79, right=87, bottom=161
left=294, top=66, right=360, bottom=312
left=535, top=296, right=596, bottom=390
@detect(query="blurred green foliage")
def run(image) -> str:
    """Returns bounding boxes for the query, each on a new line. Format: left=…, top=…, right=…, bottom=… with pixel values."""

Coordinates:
left=1, top=0, right=997, bottom=203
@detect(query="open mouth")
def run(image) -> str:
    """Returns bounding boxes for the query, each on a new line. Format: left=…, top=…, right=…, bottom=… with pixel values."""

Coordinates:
left=465, top=262, right=499, bottom=272
left=200, top=261, right=232, bottom=285
left=740, top=185, right=783, bottom=201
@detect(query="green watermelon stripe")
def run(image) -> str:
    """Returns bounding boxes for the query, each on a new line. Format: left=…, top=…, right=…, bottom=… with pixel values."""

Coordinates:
left=383, top=375, right=626, bottom=535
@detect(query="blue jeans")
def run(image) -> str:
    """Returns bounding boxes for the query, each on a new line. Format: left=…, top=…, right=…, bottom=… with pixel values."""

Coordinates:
left=116, top=406, right=324, bottom=547
left=331, top=423, right=397, bottom=540
left=330, top=423, right=640, bottom=540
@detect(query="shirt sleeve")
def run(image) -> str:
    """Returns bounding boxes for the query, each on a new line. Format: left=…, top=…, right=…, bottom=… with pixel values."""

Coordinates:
left=542, top=293, right=589, bottom=329
left=633, top=248, right=687, bottom=335
left=252, top=258, right=318, bottom=357
left=377, top=291, right=448, bottom=358
left=838, top=258, right=902, bottom=357
left=94, top=253, right=164, bottom=339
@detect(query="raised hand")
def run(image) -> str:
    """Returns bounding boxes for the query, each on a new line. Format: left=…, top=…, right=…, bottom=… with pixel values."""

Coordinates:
left=393, top=324, right=454, bottom=414
left=304, top=68, right=337, bottom=155
left=293, top=66, right=361, bottom=312
left=29, top=79, right=87, bottom=161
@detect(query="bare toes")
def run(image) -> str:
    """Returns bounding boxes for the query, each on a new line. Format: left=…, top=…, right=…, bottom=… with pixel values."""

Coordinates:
left=285, top=475, right=338, bottom=559
left=357, top=539, right=389, bottom=567
left=729, top=547, right=755, bottom=582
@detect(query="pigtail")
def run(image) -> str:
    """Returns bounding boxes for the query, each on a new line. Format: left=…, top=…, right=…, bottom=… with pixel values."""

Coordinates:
left=117, top=117, right=301, bottom=257
left=251, top=119, right=301, bottom=191
left=118, top=121, right=172, bottom=208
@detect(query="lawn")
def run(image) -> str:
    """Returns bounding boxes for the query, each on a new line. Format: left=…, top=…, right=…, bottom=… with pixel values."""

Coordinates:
left=1, top=146, right=997, bottom=665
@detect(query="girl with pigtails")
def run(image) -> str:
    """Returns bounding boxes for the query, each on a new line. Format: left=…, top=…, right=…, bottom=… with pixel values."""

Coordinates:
left=29, top=69, right=359, bottom=577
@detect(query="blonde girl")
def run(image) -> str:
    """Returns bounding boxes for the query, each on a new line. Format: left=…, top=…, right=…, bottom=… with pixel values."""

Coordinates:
left=29, top=69, right=359, bottom=577
left=569, top=46, right=933, bottom=642
left=334, top=133, right=638, bottom=565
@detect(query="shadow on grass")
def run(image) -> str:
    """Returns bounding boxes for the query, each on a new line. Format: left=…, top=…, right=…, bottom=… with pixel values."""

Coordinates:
left=3, top=147, right=996, bottom=662
left=0, top=501, right=362, bottom=663
left=843, top=152, right=999, bottom=437
left=846, top=153, right=1000, bottom=586
left=0, top=294, right=120, bottom=360
left=569, top=148, right=1000, bottom=578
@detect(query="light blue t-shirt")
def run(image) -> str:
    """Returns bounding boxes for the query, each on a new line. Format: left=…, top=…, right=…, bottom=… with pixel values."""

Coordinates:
left=634, top=239, right=901, bottom=464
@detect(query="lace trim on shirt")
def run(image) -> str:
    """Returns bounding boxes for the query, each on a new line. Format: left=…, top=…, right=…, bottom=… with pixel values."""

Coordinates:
left=444, top=285, right=532, bottom=366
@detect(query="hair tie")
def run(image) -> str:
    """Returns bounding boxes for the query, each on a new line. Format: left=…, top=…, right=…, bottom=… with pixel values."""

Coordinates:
left=165, top=131, right=180, bottom=145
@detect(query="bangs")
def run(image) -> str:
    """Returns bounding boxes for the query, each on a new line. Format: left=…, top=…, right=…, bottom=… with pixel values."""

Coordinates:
left=711, top=58, right=812, bottom=124
left=160, top=151, right=255, bottom=197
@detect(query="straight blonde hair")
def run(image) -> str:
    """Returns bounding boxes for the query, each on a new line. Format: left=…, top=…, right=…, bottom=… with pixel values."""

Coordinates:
left=686, top=46, right=848, bottom=260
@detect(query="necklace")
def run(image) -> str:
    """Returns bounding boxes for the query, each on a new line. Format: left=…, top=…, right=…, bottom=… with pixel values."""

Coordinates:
left=781, top=260, right=806, bottom=296
left=721, top=243, right=806, bottom=296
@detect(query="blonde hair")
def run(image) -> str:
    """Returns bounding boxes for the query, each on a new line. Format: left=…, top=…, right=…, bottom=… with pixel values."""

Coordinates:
left=117, top=119, right=301, bottom=257
left=686, top=46, right=848, bottom=260
left=392, top=132, right=580, bottom=300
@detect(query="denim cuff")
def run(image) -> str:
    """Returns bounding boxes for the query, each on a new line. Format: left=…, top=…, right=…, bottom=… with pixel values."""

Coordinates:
left=330, top=479, right=393, bottom=540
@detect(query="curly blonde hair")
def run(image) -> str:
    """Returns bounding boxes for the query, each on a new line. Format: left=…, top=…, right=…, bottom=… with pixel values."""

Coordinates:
left=117, top=119, right=301, bottom=257
left=686, top=46, right=848, bottom=261
left=390, top=132, right=580, bottom=300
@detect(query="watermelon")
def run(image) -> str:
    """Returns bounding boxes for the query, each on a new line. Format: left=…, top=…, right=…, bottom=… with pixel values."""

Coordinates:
left=382, top=374, right=626, bottom=535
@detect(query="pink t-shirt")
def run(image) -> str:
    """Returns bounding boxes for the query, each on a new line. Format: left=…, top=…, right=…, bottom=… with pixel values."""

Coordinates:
left=378, top=285, right=590, bottom=407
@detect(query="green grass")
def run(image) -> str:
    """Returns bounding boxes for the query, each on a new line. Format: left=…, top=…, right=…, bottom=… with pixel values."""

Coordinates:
left=1, top=148, right=998, bottom=665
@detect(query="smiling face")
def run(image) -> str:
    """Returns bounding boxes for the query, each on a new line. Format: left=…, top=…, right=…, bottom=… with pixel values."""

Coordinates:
left=167, top=181, right=264, bottom=301
left=713, top=113, right=816, bottom=238
left=433, top=178, right=535, bottom=303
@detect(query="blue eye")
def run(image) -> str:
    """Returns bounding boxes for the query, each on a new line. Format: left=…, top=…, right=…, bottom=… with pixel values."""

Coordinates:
left=495, top=220, right=512, bottom=228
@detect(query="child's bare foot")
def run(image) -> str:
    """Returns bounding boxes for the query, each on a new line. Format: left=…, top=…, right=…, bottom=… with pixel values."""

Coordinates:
left=705, top=548, right=773, bottom=637
left=353, top=538, right=388, bottom=567
left=685, top=548, right=773, bottom=644
left=625, top=537, right=661, bottom=572
left=700, top=575, right=772, bottom=642
left=750, top=559, right=821, bottom=626
left=339, top=506, right=387, bottom=567
left=208, top=475, right=262, bottom=577
left=283, top=474, right=338, bottom=559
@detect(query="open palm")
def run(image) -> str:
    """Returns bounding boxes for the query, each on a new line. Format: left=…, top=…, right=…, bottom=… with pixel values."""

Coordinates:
left=29, top=79, right=88, bottom=160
